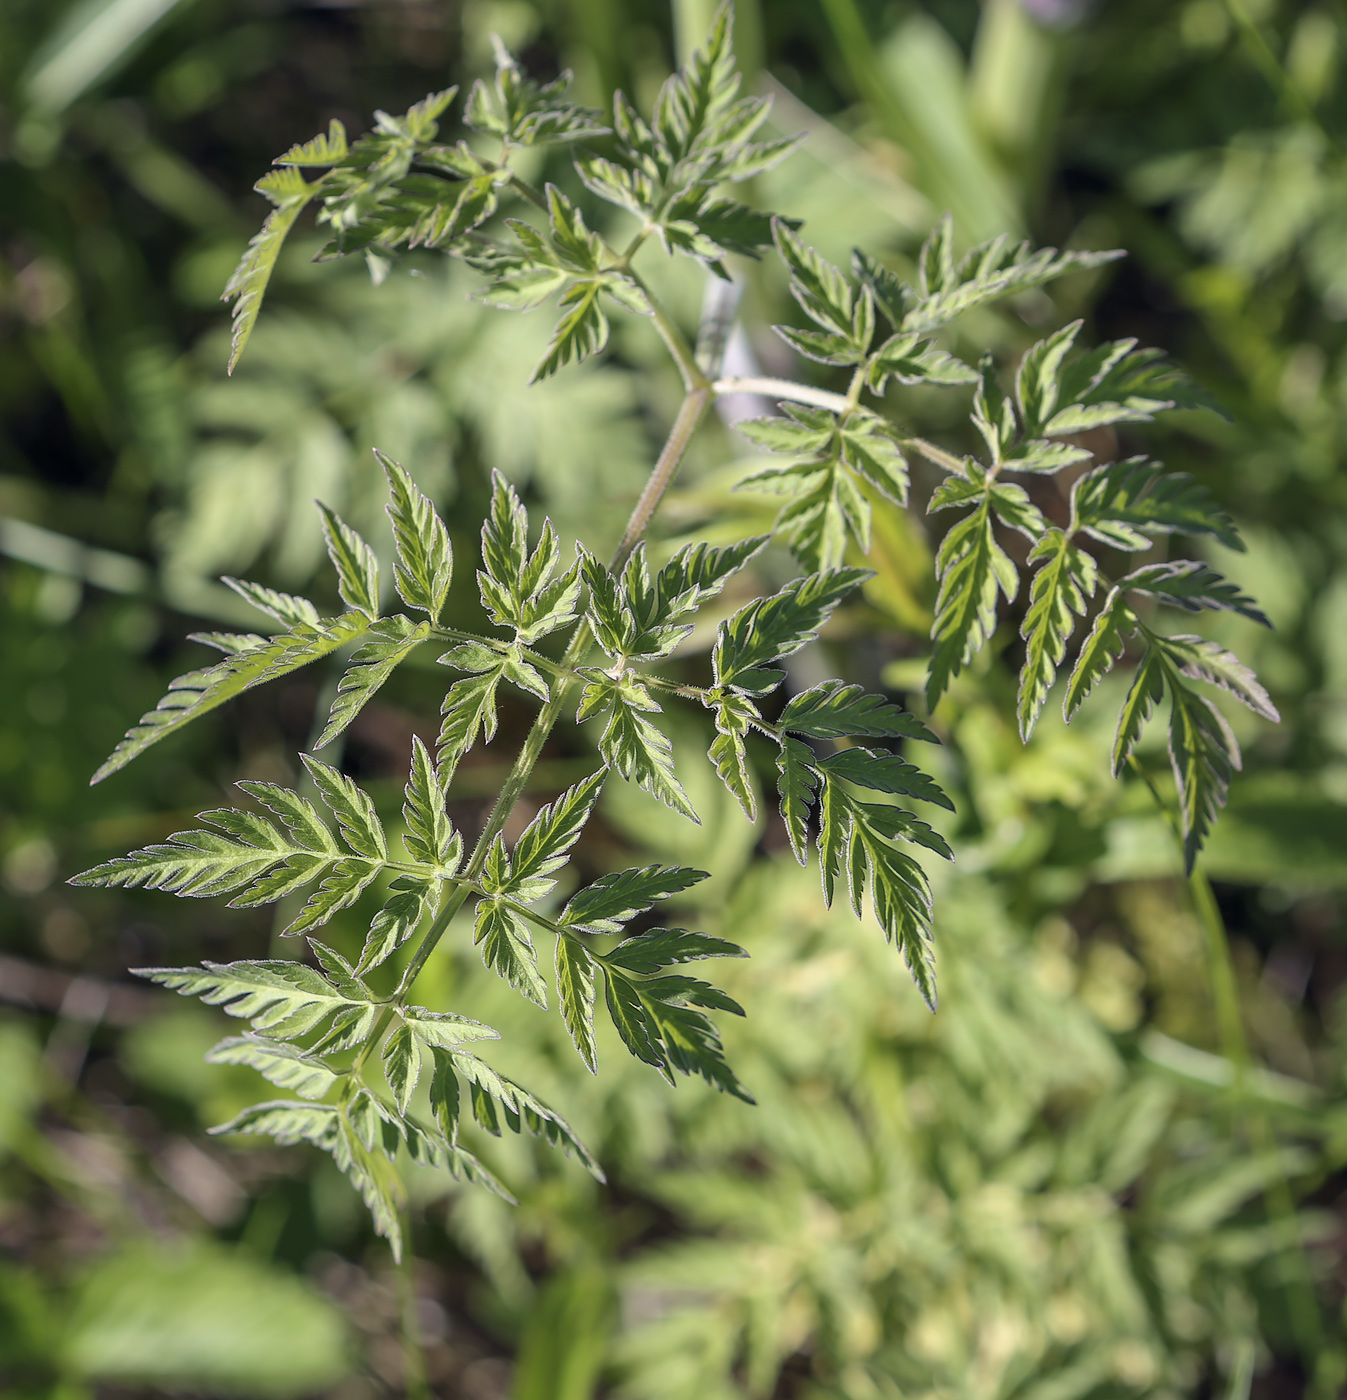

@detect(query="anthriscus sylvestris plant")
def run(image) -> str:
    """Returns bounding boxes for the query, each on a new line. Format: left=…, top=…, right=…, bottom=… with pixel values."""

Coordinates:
left=73, top=5, right=1277, bottom=1253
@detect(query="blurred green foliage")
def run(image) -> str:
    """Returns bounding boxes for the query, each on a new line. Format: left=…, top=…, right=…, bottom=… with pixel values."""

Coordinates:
left=3, top=0, right=1347, bottom=1397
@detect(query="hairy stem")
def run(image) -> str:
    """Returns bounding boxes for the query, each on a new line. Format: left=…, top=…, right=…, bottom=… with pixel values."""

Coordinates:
left=629, top=271, right=707, bottom=391
left=713, top=375, right=850, bottom=413
left=613, top=388, right=711, bottom=564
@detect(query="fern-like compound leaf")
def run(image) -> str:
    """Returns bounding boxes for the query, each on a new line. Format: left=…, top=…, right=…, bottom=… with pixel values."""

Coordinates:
left=93, top=611, right=374, bottom=783
left=559, top=865, right=708, bottom=934
left=487, top=771, right=606, bottom=902
left=1070, top=457, right=1240, bottom=551
left=134, top=960, right=375, bottom=1042
left=1119, top=561, right=1269, bottom=626
left=376, top=451, right=453, bottom=620
left=223, top=168, right=316, bottom=373
left=927, top=496, right=1016, bottom=708
left=316, top=615, right=432, bottom=749
left=714, top=568, right=870, bottom=696
left=1018, top=530, right=1099, bottom=739
left=206, top=1035, right=339, bottom=1100
left=474, top=899, right=548, bottom=1007
left=776, top=737, right=819, bottom=865
left=555, top=936, right=599, bottom=1073
left=317, top=505, right=380, bottom=619
left=779, top=680, right=937, bottom=743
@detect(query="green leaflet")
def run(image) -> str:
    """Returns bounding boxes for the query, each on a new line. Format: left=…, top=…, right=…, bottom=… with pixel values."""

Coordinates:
left=464, top=43, right=605, bottom=147
left=1063, top=591, right=1134, bottom=721
left=73, top=765, right=394, bottom=938
left=1153, top=634, right=1279, bottom=722
left=382, top=1024, right=420, bottom=1113
left=583, top=536, right=767, bottom=664
left=1070, top=458, right=1241, bottom=552
left=532, top=277, right=610, bottom=382
left=773, top=219, right=865, bottom=352
left=709, top=694, right=759, bottom=822
left=437, top=665, right=505, bottom=770
left=1112, top=645, right=1167, bottom=775
left=865, top=332, right=978, bottom=392
left=738, top=429, right=870, bottom=569
left=300, top=755, right=386, bottom=861
left=222, top=168, right=316, bottom=373
left=1017, top=530, right=1099, bottom=740
left=891, top=220, right=1123, bottom=335
left=402, top=736, right=460, bottom=868
left=603, top=927, right=746, bottom=975
left=475, top=898, right=548, bottom=1006
left=212, top=1091, right=511, bottom=1260
left=599, top=962, right=752, bottom=1101
left=815, top=774, right=943, bottom=1009
left=92, top=610, right=373, bottom=783
left=816, top=748, right=954, bottom=813
left=714, top=568, right=871, bottom=696
left=927, top=496, right=1016, bottom=708
left=222, top=577, right=320, bottom=628
left=556, top=936, right=599, bottom=1073
left=205, top=1035, right=339, bottom=1101
left=775, top=737, right=818, bottom=865
left=479, top=473, right=582, bottom=643
left=357, top=876, right=439, bottom=974
left=432, top=1050, right=604, bottom=1179
left=1166, top=677, right=1241, bottom=874
left=315, top=616, right=432, bottom=749
left=378, top=451, right=452, bottom=620
left=483, top=771, right=605, bottom=902
left=133, top=960, right=376, bottom=1043
left=1119, top=561, right=1269, bottom=626
left=779, top=680, right=937, bottom=744
left=317, top=505, right=380, bottom=619
left=579, top=674, right=698, bottom=821
left=559, top=865, right=708, bottom=933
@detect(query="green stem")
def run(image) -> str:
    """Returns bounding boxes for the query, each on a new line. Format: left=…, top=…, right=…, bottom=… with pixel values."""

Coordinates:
left=613, top=388, right=711, bottom=564
left=712, top=375, right=849, bottom=413
left=396, top=1208, right=432, bottom=1400
left=628, top=270, right=707, bottom=391
left=1219, top=0, right=1326, bottom=132
left=1129, top=757, right=1334, bottom=1386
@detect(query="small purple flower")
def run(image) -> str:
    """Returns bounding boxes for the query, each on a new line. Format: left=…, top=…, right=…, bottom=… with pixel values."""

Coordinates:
left=1018, top=0, right=1092, bottom=28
